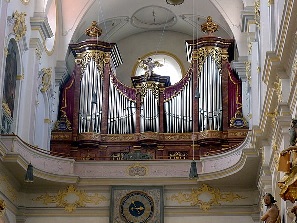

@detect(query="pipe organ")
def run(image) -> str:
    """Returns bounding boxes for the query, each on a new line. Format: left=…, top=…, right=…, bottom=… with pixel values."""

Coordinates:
left=51, top=20, right=247, bottom=161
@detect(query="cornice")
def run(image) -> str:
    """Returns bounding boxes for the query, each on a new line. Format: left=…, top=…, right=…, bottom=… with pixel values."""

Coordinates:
left=30, top=13, right=53, bottom=41
left=241, top=6, right=256, bottom=33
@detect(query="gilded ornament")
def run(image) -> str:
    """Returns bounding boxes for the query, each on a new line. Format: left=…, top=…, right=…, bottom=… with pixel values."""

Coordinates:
left=85, top=21, right=102, bottom=38
left=34, top=185, right=108, bottom=212
left=168, top=184, right=246, bottom=211
left=266, top=109, right=278, bottom=126
left=127, top=163, right=148, bottom=176
left=75, top=51, right=105, bottom=75
left=196, top=47, right=222, bottom=75
left=16, top=74, right=24, bottom=80
left=20, top=0, right=30, bottom=5
left=230, top=110, right=248, bottom=128
left=201, top=16, right=218, bottom=35
left=2, top=102, right=12, bottom=117
left=40, top=68, right=52, bottom=92
left=12, top=11, right=27, bottom=41
left=254, top=1, right=260, bottom=27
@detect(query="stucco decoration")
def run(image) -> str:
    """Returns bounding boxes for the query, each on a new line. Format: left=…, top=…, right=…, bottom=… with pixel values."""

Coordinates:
left=33, top=185, right=108, bottom=212
left=167, top=184, right=246, bottom=211
left=12, top=11, right=27, bottom=41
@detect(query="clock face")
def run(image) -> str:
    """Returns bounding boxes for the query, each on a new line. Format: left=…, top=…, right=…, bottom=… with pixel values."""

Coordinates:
left=120, top=191, right=154, bottom=223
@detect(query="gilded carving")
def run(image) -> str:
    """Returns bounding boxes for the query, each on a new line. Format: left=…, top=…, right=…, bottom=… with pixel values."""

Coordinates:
left=168, top=184, right=245, bottom=211
left=199, top=130, right=222, bottom=140
left=85, top=21, right=102, bottom=38
left=266, top=109, right=278, bottom=127
left=196, top=47, right=222, bottom=75
left=75, top=51, right=105, bottom=75
left=0, top=199, right=5, bottom=217
left=127, top=163, right=148, bottom=176
left=2, top=102, right=12, bottom=117
left=245, top=61, right=251, bottom=84
left=51, top=132, right=72, bottom=140
left=273, top=80, right=282, bottom=102
left=33, top=185, right=108, bottom=212
left=254, top=0, right=260, bottom=28
left=20, top=0, right=30, bottom=5
left=16, top=74, right=24, bottom=80
left=12, top=11, right=27, bottom=41
left=40, top=68, right=52, bottom=92
left=201, top=16, right=218, bottom=35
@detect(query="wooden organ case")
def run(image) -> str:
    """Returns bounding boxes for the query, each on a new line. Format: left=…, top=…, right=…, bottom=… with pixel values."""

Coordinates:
left=51, top=20, right=248, bottom=161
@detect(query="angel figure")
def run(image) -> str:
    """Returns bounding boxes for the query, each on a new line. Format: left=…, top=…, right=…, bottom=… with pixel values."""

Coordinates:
left=138, top=57, right=163, bottom=80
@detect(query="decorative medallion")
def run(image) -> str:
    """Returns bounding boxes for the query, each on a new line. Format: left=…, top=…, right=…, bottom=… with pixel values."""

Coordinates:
left=168, top=184, right=246, bottom=211
left=33, top=185, right=108, bottom=212
left=111, top=186, right=163, bottom=223
left=131, top=6, right=176, bottom=29
left=230, top=110, right=248, bottom=128
left=127, top=163, right=148, bottom=176
left=12, top=11, right=27, bottom=41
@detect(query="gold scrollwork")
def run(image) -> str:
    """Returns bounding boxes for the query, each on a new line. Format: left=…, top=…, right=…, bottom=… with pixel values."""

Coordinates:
left=127, top=163, right=148, bottom=176
left=40, top=68, right=52, bottom=92
left=12, top=11, right=27, bottom=41
left=168, top=184, right=246, bottom=211
left=196, top=47, right=222, bottom=76
left=33, top=185, right=108, bottom=212
left=75, top=51, right=105, bottom=75
left=0, top=199, right=5, bottom=217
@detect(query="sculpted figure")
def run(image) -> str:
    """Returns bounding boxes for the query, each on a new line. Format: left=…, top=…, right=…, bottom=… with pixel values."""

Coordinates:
left=138, top=57, right=163, bottom=80
left=261, top=193, right=280, bottom=223
left=289, top=119, right=297, bottom=146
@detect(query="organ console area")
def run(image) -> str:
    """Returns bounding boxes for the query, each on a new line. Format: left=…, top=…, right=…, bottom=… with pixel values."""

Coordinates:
left=50, top=20, right=248, bottom=161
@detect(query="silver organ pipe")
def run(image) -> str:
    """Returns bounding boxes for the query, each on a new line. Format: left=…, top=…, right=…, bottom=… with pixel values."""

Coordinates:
left=164, top=74, right=193, bottom=133
left=79, top=59, right=103, bottom=133
left=140, top=87, right=159, bottom=132
left=108, top=74, right=136, bottom=134
left=198, top=56, right=222, bottom=131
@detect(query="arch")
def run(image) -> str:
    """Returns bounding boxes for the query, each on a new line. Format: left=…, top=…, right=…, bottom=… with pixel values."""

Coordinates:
left=1, top=38, right=22, bottom=134
left=133, top=51, right=185, bottom=85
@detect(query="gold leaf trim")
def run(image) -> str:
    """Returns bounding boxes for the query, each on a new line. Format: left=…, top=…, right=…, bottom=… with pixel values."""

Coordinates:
left=168, top=184, right=246, bottom=211
left=33, top=185, right=108, bottom=212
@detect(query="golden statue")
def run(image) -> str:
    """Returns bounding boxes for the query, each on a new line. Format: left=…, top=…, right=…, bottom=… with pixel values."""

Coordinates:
left=85, top=21, right=102, bottom=38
